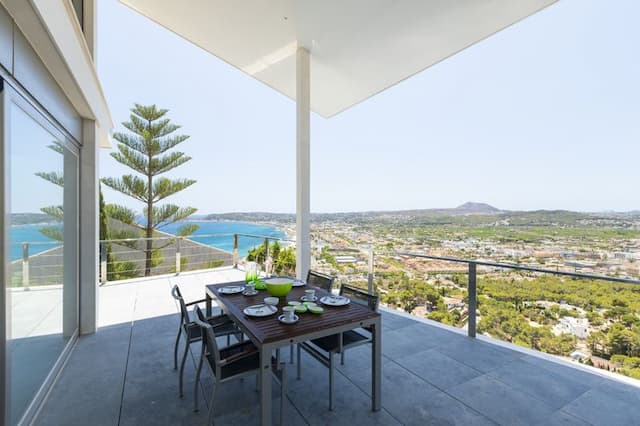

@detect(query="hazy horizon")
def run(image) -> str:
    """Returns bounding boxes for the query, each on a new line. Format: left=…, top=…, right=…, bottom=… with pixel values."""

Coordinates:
left=12, top=199, right=640, bottom=217
left=96, top=0, right=640, bottom=214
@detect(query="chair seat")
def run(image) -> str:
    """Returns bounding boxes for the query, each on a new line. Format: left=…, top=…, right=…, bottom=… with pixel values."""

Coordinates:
left=187, top=314, right=236, bottom=341
left=219, top=352, right=260, bottom=380
left=309, top=329, right=371, bottom=353
left=205, top=340, right=258, bottom=380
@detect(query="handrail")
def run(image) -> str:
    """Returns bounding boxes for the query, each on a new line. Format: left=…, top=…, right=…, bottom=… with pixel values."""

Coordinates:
left=98, top=232, right=294, bottom=283
left=387, top=250, right=640, bottom=340
left=393, top=251, right=640, bottom=285
left=99, top=232, right=293, bottom=244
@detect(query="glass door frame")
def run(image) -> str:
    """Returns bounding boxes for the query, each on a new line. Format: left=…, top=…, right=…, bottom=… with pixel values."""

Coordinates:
left=0, top=72, right=80, bottom=426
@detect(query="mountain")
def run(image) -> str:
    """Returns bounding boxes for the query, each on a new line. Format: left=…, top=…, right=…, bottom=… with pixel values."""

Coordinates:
left=204, top=202, right=502, bottom=223
left=454, top=202, right=501, bottom=214
left=203, top=203, right=640, bottom=226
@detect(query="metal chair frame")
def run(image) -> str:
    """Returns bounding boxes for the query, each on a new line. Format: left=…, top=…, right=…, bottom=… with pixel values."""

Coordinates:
left=193, top=306, right=286, bottom=425
left=171, top=285, right=239, bottom=398
left=285, top=270, right=336, bottom=363
left=297, top=284, right=379, bottom=410
left=306, top=270, right=334, bottom=292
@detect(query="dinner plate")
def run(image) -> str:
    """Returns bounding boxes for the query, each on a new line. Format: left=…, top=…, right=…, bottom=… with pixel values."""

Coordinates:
left=219, top=286, right=245, bottom=295
left=320, top=295, right=350, bottom=306
left=244, top=304, right=278, bottom=317
left=292, top=279, right=306, bottom=287
left=278, top=314, right=299, bottom=324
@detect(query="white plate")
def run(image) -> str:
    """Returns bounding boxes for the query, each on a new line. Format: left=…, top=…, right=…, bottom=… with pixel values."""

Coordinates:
left=300, top=295, right=318, bottom=302
left=219, top=286, right=245, bottom=295
left=278, top=314, right=299, bottom=324
left=243, top=290, right=258, bottom=296
left=320, top=295, right=350, bottom=306
left=292, top=279, right=306, bottom=287
left=243, top=304, right=278, bottom=317
left=264, top=277, right=294, bottom=285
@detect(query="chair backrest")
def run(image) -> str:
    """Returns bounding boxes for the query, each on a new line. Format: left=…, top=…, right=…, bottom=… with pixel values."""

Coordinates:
left=340, top=284, right=379, bottom=312
left=171, top=285, right=190, bottom=327
left=193, top=305, right=222, bottom=373
left=307, top=270, right=334, bottom=292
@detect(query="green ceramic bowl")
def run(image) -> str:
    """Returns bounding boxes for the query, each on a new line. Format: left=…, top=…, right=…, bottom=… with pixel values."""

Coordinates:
left=264, top=277, right=293, bottom=297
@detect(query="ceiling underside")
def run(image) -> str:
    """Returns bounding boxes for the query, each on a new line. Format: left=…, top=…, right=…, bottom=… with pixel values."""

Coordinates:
left=120, top=0, right=557, bottom=118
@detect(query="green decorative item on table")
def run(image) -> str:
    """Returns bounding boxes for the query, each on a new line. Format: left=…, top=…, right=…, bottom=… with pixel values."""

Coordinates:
left=245, top=261, right=259, bottom=283
left=254, top=279, right=267, bottom=290
left=264, top=277, right=293, bottom=297
left=294, top=305, right=307, bottom=314
left=308, top=306, right=324, bottom=314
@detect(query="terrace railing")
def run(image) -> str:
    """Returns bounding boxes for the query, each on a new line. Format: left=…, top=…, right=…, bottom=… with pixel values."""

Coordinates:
left=99, top=233, right=294, bottom=283
left=390, top=252, right=640, bottom=338
left=9, top=241, right=64, bottom=289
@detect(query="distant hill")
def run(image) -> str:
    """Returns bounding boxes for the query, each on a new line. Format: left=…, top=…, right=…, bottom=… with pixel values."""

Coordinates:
left=205, top=212, right=295, bottom=223
left=10, top=213, right=55, bottom=225
left=203, top=202, right=640, bottom=227
left=454, top=202, right=501, bottom=214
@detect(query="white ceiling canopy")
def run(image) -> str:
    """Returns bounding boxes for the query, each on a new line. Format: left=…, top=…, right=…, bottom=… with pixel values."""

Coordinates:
left=120, top=0, right=557, bottom=118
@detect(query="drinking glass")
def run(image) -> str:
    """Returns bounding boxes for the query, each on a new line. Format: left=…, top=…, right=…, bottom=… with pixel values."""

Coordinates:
left=245, top=261, right=258, bottom=283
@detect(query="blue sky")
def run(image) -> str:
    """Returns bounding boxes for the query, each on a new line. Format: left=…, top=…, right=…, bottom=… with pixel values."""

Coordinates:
left=97, top=0, right=640, bottom=214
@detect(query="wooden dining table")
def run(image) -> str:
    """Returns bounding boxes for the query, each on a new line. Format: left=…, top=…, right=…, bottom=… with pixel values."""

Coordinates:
left=205, top=280, right=382, bottom=426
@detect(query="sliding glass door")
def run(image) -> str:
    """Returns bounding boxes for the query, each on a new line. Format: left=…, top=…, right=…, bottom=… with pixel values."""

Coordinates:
left=2, top=80, right=79, bottom=425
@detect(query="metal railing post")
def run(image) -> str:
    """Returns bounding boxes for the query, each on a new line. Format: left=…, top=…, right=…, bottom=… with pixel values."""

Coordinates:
left=100, top=242, right=107, bottom=284
left=468, top=262, right=477, bottom=338
left=233, top=234, right=239, bottom=268
left=264, top=238, right=272, bottom=275
left=367, top=247, right=374, bottom=294
left=176, top=237, right=182, bottom=274
left=22, top=243, right=30, bottom=289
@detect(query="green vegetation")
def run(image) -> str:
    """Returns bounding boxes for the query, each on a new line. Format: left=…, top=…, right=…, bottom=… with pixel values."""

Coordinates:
left=375, top=270, right=640, bottom=371
left=102, top=104, right=198, bottom=276
left=35, top=142, right=65, bottom=241
left=247, top=241, right=296, bottom=275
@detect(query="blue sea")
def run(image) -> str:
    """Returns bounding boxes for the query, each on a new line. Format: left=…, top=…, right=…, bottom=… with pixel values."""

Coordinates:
left=8, top=221, right=286, bottom=261
left=161, top=221, right=286, bottom=257
left=8, top=224, right=61, bottom=261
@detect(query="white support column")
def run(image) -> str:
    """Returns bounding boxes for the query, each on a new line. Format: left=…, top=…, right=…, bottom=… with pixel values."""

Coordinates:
left=295, top=47, right=310, bottom=280
left=79, top=119, right=99, bottom=334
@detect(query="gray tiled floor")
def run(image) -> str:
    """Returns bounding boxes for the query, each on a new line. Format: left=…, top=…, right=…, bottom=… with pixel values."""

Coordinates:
left=34, top=268, right=640, bottom=426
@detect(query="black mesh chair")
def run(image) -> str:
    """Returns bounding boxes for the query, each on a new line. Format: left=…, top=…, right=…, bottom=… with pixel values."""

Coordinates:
left=171, top=285, right=239, bottom=398
left=306, top=270, right=334, bottom=292
left=297, top=284, right=379, bottom=410
left=192, top=306, right=286, bottom=425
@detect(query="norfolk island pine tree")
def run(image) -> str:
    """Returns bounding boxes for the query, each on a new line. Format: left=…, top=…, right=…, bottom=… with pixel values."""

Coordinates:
left=102, top=104, right=199, bottom=276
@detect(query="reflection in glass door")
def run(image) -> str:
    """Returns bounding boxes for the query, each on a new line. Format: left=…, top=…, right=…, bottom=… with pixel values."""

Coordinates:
left=5, top=95, right=78, bottom=424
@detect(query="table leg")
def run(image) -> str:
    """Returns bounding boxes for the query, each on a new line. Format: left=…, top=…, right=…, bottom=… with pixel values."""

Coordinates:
left=260, top=345, right=273, bottom=426
left=206, top=293, right=212, bottom=317
left=372, top=318, right=382, bottom=411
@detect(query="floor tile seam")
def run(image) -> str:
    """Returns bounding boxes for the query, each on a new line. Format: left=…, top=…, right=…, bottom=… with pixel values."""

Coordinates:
left=283, top=392, right=311, bottom=426
left=429, top=346, right=490, bottom=376
left=555, top=387, right=633, bottom=426
left=485, top=363, right=594, bottom=412
left=385, top=357, right=500, bottom=426
left=330, top=363, right=406, bottom=425
left=520, top=356, right=623, bottom=392
left=116, top=295, right=137, bottom=426
left=22, top=298, right=63, bottom=339
left=553, top=409, right=596, bottom=426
